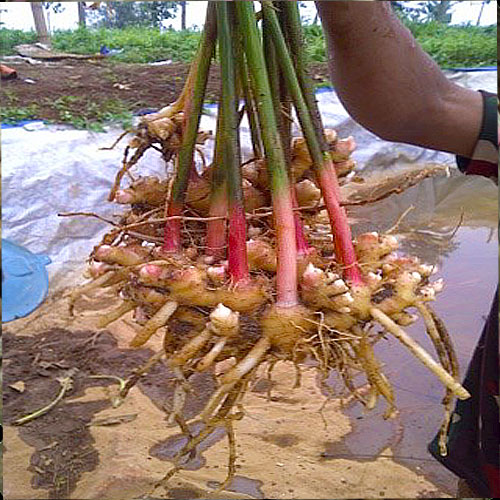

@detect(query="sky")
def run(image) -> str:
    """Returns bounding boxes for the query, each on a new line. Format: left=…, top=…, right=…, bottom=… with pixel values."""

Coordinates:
left=0, top=1, right=497, bottom=31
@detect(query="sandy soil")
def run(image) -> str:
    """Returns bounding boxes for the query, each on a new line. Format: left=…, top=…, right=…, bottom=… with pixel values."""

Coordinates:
left=3, top=279, right=451, bottom=500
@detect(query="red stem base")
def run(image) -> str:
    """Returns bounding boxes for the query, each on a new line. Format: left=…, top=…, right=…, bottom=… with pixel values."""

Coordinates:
left=291, top=186, right=312, bottom=257
left=318, top=158, right=364, bottom=286
left=207, top=190, right=228, bottom=260
left=228, top=203, right=250, bottom=283
left=163, top=203, right=183, bottom=253
left=274, top=190, right=299, bottom=306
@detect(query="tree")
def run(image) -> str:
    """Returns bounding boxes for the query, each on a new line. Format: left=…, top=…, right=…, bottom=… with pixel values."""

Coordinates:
left=297, top=2, right=315, bottom=25
left=42, top=2, right=64, bottom=13
left=78, top=2, right=86, bottom=27
left=93, top=1, right=179, bottom=29
left=476, top=0, right=492, bottom=26
left=422, top=1, right=457, bottom=23
left=30, top=2, right=51, bottom=47
left=391, top=1, right=458, bottom=24
left=41, top=2, right=65, bottom=33
left=180, top=1, right=187, bottom=30
left=137, top=1, right=179, bottom=27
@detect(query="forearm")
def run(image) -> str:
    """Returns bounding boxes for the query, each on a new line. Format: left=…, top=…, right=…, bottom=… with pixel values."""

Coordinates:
left=316, top=1, right=482, bottom=157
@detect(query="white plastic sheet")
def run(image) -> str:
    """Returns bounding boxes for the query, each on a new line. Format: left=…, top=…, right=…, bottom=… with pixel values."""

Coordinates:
left=1, top=71, right=497, bottom=290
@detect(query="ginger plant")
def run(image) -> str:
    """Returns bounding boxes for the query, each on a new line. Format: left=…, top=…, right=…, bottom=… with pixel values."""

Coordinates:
left=68, top=0, right=469, bottom=490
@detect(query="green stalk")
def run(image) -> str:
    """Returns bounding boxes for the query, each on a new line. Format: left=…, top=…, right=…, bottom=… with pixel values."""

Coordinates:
left=262, top=1, right=363, bottom=285
left=234, top=26, right=263, bottom=160
left=235, top=0, right=298, bottom=306
left=263, top=16, right=282, bottom=143
left=274, top=1, right=310, bottom=256
left=206, top=97, right=228, bottom=259
left=277, top=1, right=293, bottom=164
left=265, top=5, right=293, bottom=162
left=163, top=3, right=217, bottom=252
left=217, top=1, right=249, bottom=282
left=261, top=1, right=323, bottom=172
left=280, top=1, right=328, bottom=150
left=235, top=2, right=290, bottom=195
left=278, top=75, right=292, bottom=165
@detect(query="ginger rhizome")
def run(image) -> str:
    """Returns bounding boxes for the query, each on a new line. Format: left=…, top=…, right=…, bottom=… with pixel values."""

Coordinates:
left=69, top=0, right=468, bottom=490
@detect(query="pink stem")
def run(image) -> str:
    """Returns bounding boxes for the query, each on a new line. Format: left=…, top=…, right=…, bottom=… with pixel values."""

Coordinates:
left=163, top=203, right=183, bottom=253
left=227, top=203, right=250, bottom=283
left=274, top=190, right=299, bottom=306
left=291, top=186, right=311, bottom=257
left=162, top=87, right=199, bottom=253
left=317, top=158, right=364, bottom=286
left=189, top=159, right=201, bottom=180
left=207, top=190, right=228, bottom=259
left=163, top=160, right=199, bottom=253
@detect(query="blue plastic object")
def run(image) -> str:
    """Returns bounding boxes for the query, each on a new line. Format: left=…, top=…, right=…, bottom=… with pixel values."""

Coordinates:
left=2, top=239, right=51, bottom=322
left=99, top=45, right=123, bottom=56
left=445, top=66, right=497, bottom=72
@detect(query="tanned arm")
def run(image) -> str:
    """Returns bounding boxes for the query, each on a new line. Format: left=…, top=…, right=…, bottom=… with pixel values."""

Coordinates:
left=315, top=0, right=483, bottom=157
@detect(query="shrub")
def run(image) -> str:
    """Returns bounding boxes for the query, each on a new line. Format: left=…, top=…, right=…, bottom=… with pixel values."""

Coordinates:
left=303, top=21, right=496, bottom=68
left=0, top=21, right=495, bottom=67
left=51, top=26, right=201, bottom=63
left=405, top=21, right=497, bottom=67
left=0, top=28, right=37, bottom=55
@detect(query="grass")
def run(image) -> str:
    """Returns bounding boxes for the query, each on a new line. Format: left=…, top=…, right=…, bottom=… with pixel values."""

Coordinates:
left=0, top=104, right=40, bottom=124
left=0, top=89, right=133, bottom=130
left=1, top=22, right=496, bottom=67
left=0, top=28, right=38, bottom=54
left=405, top=21, right=497, bottom=67
left=50, top=95, right=134, bottom=131
left=303, top=21, right=497, bottom=68
left=53, top=26, right=202, bottom=63
left=0, top=89, right=39, bottom=124
left=0, top=26, right=202, bottom=64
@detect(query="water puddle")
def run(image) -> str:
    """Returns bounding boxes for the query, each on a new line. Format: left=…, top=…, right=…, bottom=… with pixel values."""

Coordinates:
left=150, top=421, right=227, bottom=471
left=207, top=476, right=265, bottom=499
left=151, top=421, right=265, bottom=498
left=322, top=174, right=497, bottom=494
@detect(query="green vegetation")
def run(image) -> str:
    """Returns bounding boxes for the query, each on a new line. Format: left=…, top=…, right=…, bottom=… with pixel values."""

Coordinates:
left=0, top=28, right=38, bottom=54
left=0, top=86, right=133, bottom=130
left=53, top=26, right=202, bottom=63
left=1, top=21, right=496, bottom=67
left=404, top=21, right=497, bottom=67
left=0, top=89, right=39, bottom=124
left=0, top=104, right=39, bottom=124
left=0, top=26, right=201, bottom=64
left=303, top=21, right=496, bottom=67
left=51, top=95, right=134, bottom=131
left=88, top=1, right=180, bottom=29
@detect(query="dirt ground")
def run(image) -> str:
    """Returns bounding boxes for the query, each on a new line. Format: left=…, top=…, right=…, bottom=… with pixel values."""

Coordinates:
left=2, top=259, right=452, bottom=500
left=0, top=58, right=331, bottom=123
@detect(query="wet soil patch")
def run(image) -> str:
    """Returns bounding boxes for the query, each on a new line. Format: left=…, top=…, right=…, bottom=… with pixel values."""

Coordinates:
left=150, top=419, right=265, bottom=498
left=320, top=365, right=455, bottom=496
left=3, top=328, right=216, bottom=498
left=258, top=433, right=300, bottom=448
left=150, top=421, right=226, bottom=471
left=207, top=476, right=265, bottom=499
left=167, top=486, right=203, bottom=499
